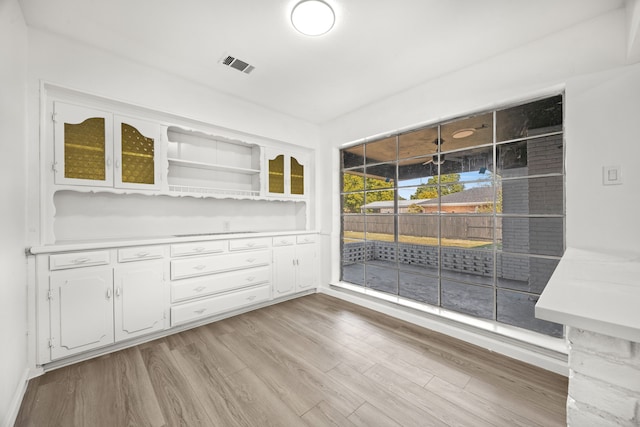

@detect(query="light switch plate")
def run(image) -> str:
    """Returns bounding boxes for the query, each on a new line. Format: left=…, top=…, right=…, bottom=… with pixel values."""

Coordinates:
left=603, top=165, right=622, bottom=185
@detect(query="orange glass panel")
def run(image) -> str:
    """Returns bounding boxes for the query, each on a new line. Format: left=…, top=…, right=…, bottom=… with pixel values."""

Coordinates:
left=269, top=154, right=285, bottom=193
left=291, top=156, right=304, bottom=195
left=121, top=123, right=155, bottom=184
left=64, top=117, right=106, bottom=180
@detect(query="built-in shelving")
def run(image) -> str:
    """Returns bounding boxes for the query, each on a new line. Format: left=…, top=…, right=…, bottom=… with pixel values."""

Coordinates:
left=166, top=126, right=262, bottom=197
left=167, top=158, right=260, bottom=175
left=168, top=184, right=260, bottom=197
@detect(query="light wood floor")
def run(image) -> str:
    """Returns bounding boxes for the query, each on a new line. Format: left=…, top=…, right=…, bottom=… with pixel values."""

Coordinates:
left=15, top=293, right=568, bottom=427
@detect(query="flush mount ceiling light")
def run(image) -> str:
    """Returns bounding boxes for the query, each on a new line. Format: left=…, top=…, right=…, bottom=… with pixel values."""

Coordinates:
left=291, top=0, right=335, bottom=36
left=452, top=128, right=476, bottom=139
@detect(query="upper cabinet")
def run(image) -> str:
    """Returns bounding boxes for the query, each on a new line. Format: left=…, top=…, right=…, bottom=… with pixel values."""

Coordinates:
left=267, top=150, right=308, bottom=198
left=53, top=102, right=162, bottom=190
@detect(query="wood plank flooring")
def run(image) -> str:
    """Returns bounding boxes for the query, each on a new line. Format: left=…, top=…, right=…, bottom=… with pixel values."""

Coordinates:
left=15, top=293, right=568, bottom=427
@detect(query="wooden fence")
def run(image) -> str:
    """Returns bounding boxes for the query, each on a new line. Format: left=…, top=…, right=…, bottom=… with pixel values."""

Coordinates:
left=343, top=215, right=501, bottom=241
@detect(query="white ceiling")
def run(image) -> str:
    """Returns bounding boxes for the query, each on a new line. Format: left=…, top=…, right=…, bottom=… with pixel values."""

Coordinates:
left=18, top=0, right=625, bottom=124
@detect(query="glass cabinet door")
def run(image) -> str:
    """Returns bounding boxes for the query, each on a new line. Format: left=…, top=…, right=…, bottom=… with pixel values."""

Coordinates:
left=114, top=116, right=160, bottom=190
left=290, top=156, right=304, bottom=195
left=54, top=102, right=113, bottom=187
left=267, top=151, right=307, bottom=197
left=269, top=154, right=285, bottom=194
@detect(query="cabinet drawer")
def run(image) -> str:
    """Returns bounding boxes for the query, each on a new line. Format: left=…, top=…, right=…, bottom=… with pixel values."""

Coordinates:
left=171, top=266, right=271, bottom=303
left=49, top=250, right=111, bottom=271
left=229, top=237, right=271, bottom=251
left=272, top=236, right=296, bottom=247
left=118, top=245, right=165, bottom=262
left=171, top=250, right=270, bottom=280
left=170, top=240, right=227, bottom=257
left=296, top=234, right=317, bottom=245
left=171, top=284, right=271, bottom=326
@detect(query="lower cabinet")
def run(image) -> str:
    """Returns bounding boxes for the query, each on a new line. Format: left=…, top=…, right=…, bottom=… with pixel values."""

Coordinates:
left=49, top=267, right=114, bottom=360
left=272, top=234, right=318, bottom=297
left=171, top=284, right=271, bottom=326
left=43, top=249, right=168, bottom=362
left=36, top=233, right=317, bottom=365
left=169, top=244, right=273, bottom=326
left=114, top=260, right=166, bottom=342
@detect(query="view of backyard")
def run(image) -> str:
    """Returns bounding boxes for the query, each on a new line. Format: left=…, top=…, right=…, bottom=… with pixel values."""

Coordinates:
left=340, top=95, right=565, bottom=337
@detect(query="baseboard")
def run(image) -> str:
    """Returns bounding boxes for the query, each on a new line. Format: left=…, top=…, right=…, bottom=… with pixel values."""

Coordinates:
left=319, top=284, right=569, bottom=376
left=3, top=367, right=30, bottom=427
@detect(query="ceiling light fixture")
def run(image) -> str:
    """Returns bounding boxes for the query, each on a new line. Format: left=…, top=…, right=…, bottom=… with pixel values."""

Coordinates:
left=452, top=128, right=476, bottom=139
left=291, top=0, right=335, bottom=36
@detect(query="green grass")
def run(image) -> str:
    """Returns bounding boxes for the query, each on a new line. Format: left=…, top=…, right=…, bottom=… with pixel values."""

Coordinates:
left=343, top=231, right=493, bottom=249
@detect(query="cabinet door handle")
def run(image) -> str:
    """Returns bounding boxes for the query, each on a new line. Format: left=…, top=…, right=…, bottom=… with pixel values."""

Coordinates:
left=115, top=159, right=121, bottom=169
left=115, top=287, right=121, bottom=297
left=280, top=240, right=288, bottom=245
left=106, top=288, right=112, bottom=299
left=135, top=251, right=150, bottom=258
left=72, top=257, right=90, bottom=264
left=106, top=157, right=112, bottom=168
left=194, top=286, right=206, bottom=292
left=193, top=265, right=207, bottom=271
left=194, top=308, right=206, bottom=314
left=292, top=259, right=296, bottom=266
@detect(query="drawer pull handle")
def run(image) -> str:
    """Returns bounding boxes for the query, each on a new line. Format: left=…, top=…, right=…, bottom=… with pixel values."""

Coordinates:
left=194, top=247, right=205, bottom=252
left=194, top=309, right=206, bottom=314
left=246, top=258, right=256, bottom=263
left=246, top=295, right=257, bottom=301
left=246, top=242, right=255, bottom=247
left=72, top=257, right=90, bottom=264
left=193, top=265, right=207, bottom=270
left=135, top=251, right=150, bottom=257
left=246, top=276, right=255, bottom=282
left=194, top=286, right=206, bottom=292
left=280, top=240, right=288, bottom=245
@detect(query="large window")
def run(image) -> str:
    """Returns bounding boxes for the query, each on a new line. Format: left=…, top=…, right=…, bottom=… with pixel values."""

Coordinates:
left=340, top=95, right=564, bottom=337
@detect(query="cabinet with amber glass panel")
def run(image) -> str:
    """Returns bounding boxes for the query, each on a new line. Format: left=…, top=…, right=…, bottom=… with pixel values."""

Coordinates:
left=53, top=102, right=162, bottom=190
left=266, top=149, right=308, bottom=198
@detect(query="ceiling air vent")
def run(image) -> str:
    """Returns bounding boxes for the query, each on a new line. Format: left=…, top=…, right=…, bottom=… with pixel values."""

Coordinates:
left=220, top=55, right=255, bottom=74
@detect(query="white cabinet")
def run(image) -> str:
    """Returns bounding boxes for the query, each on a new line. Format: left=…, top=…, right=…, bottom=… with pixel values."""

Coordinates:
left=272, top=234, right=318, bottom=297
left=266, top=149, right=308, bottom=198
left=49, top=267, right=114, bottom=360
left=114, top=260, right=166, bottom=341
left=41, top=247, right=168, bottom=363
left=53, top=102, right=162, bottom=190
left=169, top=238, right=272, bottom=326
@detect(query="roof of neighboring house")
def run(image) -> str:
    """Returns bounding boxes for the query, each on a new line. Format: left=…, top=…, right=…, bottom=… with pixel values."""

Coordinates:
left=361, top=199, right=433, bottom=209
left=421, top=185, right=494, bottom=206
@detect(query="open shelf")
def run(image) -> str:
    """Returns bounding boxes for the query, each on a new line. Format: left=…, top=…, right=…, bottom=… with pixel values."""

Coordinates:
left=167, top=158, right=260, bottom=175
left=168, top=185, right=260, bottom=197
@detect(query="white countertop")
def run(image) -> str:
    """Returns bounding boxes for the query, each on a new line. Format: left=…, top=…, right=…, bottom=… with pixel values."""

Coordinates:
left=29, top=230, right=319, bottom=254
left=535, top=247, right=640, bottom=343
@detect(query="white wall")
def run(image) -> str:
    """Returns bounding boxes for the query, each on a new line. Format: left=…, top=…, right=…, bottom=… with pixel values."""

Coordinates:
left=0, top=0, right=29, bottom=425
left=319, top=8, right=639, bottom=275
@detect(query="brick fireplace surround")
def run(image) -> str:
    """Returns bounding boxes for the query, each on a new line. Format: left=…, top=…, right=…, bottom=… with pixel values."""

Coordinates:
left=536, top=248, right=640, bottom=426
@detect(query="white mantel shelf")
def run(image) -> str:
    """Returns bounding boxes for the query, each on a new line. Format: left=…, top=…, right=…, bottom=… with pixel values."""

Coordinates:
left=535, top=247, right=640, bottom=343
